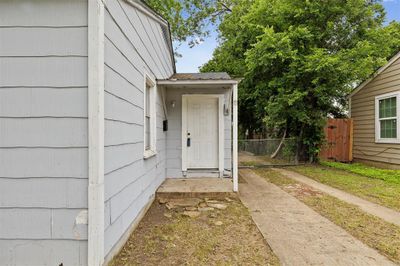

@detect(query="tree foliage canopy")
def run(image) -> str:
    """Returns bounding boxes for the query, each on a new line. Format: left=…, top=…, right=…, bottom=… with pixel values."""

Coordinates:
left=201, top=0, right=400, bottom=160
left=145, top=0, right=235, bottom=49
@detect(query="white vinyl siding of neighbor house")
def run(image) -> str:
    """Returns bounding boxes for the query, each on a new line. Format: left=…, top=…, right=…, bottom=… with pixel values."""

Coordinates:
left=351, top=56, right=400, bottom=166
left=0, top=0, right=88, bottom=265
left=103, top=0, right=173, bottom=258
left=165, top=87, right=232, bottom=178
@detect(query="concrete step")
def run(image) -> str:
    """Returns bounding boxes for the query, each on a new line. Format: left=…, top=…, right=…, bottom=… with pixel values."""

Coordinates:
left=157, top=178, right=237, bottom=199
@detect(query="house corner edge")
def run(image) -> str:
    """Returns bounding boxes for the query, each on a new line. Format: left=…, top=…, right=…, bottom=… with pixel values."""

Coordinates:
left=88, top=0, right=105, bottom=265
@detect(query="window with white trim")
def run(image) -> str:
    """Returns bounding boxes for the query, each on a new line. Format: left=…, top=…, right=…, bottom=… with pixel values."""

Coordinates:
left=144, top=74, right=157, bottom=158
left=375, top=92, right=399, bottom=143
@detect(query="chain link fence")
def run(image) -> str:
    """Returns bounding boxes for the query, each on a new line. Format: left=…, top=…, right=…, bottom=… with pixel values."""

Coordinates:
left=239, top=138, right=297, bottom=163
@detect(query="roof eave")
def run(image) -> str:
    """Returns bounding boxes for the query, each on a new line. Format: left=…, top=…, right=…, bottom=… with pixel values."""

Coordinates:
left=348, top=51, right=400, bottom=99
left=157, top=79, right=239, bottom=86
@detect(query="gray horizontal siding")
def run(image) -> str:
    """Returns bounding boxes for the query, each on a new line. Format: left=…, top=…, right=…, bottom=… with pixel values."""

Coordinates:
left=104, top=171, right=164, bottom=254
left=120, top=2, right=171, bottom=76
left=51, top=209, right=88, bottom=240
left=105, top=93, right=143, bottom=125
left=105, top=120, right=142, bottom=146
left=0, top=0, right=87, bottom=27
left=351, top=56, right=400, bottom=166
left=0, top=209, right=52, bottom=239
left=103, top=0, right=173, bottom=258
left=105, top=142, right=143, bottom=174
left=0, top=57, right=87, bottom=87
left=0, top=239, right=87, bottom=266
left=0, top=178, right=87, bottom=208
left=147, top=19, right=173, bottom=72
left=0, top=148, right=88, bottom=178
left=0, top=1, right=88, bottom=264
left=105, top=0, right=171, bottom=78
left=0, top=209, right=87, bottom=240
left=108, top=166, right=157, bottom=224
left=105, top=160, right=144, bottom=201
left=0, top=87, right=87, bottom=117
left=0, top=27, right=87, bottom=56
left=105, top=67, right=143, bottom=107
left=104, top=37, right=144, bottom=93
left=0, top=118, right=87, bottom=147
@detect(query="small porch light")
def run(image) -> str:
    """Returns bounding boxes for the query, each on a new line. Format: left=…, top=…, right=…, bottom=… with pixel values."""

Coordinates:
left=224, top=103, right=230, bottom=116
left=171, top=100, right=176, bottom=108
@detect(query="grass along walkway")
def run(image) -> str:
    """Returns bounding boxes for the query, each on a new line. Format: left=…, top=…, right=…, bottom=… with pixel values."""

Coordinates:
left=109, top=198, right=279, bottom=266
left=255, top=169, right=400, bottom=264
left=320, top=161, right=400, bottom=183
left=288, top=164, right=400, bottom=211
left=275, top=168, right=400, bottom=226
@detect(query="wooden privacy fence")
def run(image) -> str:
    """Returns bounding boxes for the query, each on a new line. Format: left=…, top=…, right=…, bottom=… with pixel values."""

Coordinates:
left=320, top=118, right=353, bottom=162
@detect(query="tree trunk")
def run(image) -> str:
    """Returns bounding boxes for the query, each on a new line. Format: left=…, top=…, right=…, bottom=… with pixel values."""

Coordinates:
left=271, top=128, right=287, bottom=159
left=295, top=125, right=304, bottom=164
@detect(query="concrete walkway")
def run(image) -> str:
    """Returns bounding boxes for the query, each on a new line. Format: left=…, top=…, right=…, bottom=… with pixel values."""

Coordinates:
left=239, top=169, right=395, bottom=266
left=276, top=168, right=400, bottom=227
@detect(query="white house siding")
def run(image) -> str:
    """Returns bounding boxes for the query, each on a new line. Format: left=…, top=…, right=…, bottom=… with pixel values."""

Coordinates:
left=103, top=0, right=174, bottom=257
left=0, top=0, right=88, bottom=265
left=165, top=87, right=232, bottom=178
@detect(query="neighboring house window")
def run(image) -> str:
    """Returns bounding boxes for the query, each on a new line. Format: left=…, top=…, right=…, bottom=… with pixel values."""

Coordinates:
left=144, top=74, right=157, bottom=158
left=375, top=92, right=399, bottom=143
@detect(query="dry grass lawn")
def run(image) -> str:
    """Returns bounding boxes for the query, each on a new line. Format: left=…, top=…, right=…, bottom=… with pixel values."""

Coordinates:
left=256, top=168, right=400, bottom=264
left=109, top=197, right=279, bottom=266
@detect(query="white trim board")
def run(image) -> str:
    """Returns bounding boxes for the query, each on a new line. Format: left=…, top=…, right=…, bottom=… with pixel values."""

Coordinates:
left=181, top=94, right=225, bottom=177
left=88, top=0, right=105, bottom=265
left=374, top=91, right=400, bottom=144
left=232, top=84, right=238, bottom=192
left=349, top=51, right=400, bottom=98
left=143, top=72, right=157, bottom=159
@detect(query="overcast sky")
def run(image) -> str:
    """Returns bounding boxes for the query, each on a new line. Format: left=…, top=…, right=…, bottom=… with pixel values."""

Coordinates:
left=175, top=0, right=400, bottom=73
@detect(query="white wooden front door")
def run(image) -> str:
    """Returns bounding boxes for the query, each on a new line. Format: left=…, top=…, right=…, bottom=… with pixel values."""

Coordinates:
left=186, top=96, right=219, bottom=169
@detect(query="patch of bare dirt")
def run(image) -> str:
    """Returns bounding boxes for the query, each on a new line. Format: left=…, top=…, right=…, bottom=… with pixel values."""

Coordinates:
left=283, top=183, right=323, bottom=198
left=109, top=197, right=280, bottom=266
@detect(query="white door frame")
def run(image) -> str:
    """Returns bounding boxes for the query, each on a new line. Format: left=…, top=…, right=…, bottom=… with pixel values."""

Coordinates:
left=182, top=94, right=224, bottom=176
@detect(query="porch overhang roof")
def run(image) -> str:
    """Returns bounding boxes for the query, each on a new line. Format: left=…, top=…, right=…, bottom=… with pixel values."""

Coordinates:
left=157, top=72, right=239, bottom=86
left=157, top=79, right=238, bottom=86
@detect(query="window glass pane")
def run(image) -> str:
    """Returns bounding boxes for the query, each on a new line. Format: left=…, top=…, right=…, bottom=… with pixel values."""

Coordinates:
left=145, top=116, right=150, bottom=150
left=390, top=97, right=397, bottom=117
left=144, top=82, right=152, bottom=151
left=379, top=97, right=396, bottom=118
left=380, top=119, right=397, bottom=139
left=145, top=85, right=150, bottom=117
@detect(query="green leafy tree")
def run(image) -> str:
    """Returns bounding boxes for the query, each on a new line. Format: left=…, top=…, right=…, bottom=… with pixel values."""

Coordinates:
left=201, top=0, right=400, bottom=161
left=145, top=0, right=235, bottom=51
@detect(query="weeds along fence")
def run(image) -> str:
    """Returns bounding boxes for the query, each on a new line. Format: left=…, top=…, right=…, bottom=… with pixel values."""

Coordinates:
left=238, top=138, right=297, bottom=162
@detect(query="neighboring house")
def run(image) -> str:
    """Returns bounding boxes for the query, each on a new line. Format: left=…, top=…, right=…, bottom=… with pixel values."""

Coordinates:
left=0, top=0, right=238, bottom=265
left=349, top=51, right=400, bottom=169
